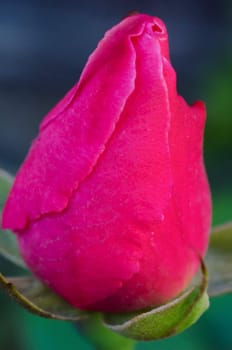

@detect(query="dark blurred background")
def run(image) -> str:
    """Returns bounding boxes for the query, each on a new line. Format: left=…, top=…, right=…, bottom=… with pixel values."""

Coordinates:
left=0, top=0, right=232, bottom=349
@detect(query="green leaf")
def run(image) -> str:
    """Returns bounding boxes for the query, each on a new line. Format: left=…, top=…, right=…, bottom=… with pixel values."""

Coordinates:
left=0, top=169, right=27, bottom=268
left=206, top=222, right=232, bottom=296
left=103, top=261, right=209, bottom=341
left=0, top=272, right=90, bottom=321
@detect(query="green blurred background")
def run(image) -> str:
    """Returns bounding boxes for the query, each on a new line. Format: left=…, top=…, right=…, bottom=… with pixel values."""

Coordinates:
left=0, top=0, right=232, bottom=349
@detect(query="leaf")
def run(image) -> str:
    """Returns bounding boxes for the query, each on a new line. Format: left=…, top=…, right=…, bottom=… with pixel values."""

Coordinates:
left=0, top=272, right=90, bottom=321
left=103, top=261, right=209, bottom=341
left=206, top=222, right=232, bottom=296
left=0, top=169, right=27, bottom=268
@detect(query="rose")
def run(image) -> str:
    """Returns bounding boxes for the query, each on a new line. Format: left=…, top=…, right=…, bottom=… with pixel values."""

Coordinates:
left=2, top=14, right=211, bottom=312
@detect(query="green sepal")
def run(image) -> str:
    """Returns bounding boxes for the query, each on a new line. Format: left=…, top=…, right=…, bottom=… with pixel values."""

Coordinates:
left=0, top=168, right=13, bottom=209
left=103, top=261, right=209, bottom=341
left=0, top=228, right=26, bottom=269
left=0, top=169, right=27, bottom=268
left=0, top=273, right=90, bottom=321
left=206, top=222, right=232, bottom=296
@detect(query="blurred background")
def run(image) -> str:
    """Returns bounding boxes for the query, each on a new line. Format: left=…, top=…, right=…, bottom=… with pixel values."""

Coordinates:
left=0, top=0, right=232, bottom=349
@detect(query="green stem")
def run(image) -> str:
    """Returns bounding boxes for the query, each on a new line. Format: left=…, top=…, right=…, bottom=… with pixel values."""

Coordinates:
left=76, top=313, right=136, bottom=350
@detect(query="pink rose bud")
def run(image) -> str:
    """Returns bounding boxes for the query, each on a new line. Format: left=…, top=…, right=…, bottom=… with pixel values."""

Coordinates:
left=2, top=14, right=211, bottom=312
